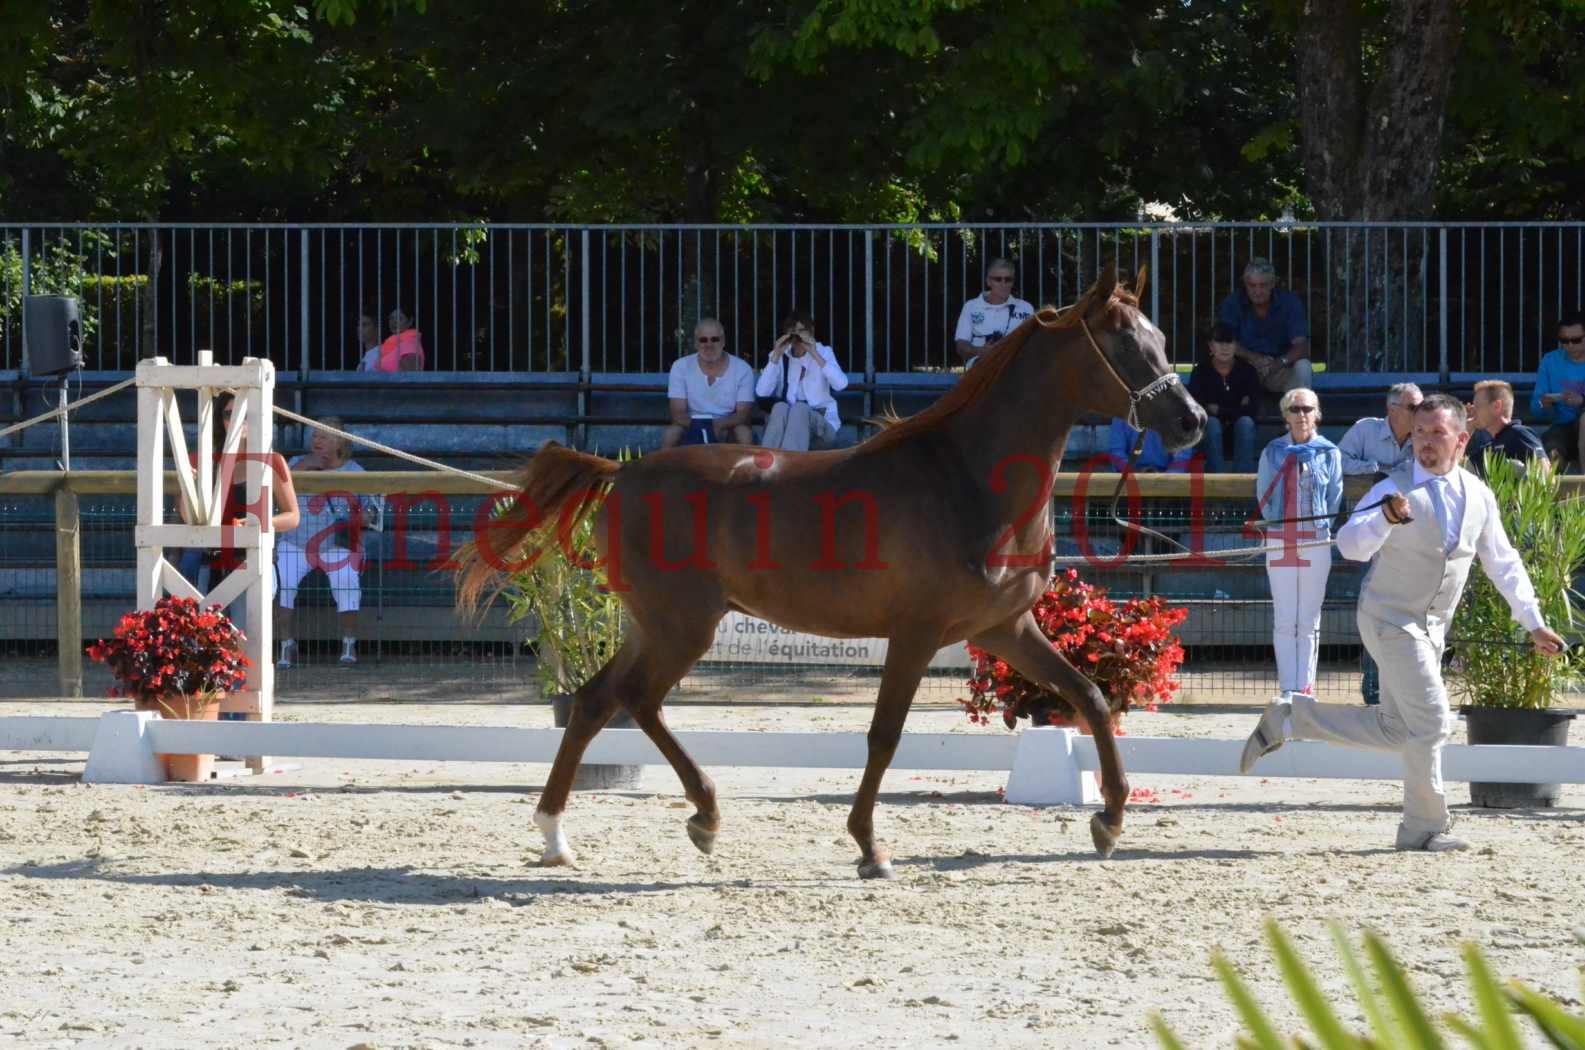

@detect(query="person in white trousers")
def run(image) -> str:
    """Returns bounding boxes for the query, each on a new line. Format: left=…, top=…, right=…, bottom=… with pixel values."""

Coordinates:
left=1241, top=395, right=1566, bottom=852
left=1255, top=388, right=1343, bottom=695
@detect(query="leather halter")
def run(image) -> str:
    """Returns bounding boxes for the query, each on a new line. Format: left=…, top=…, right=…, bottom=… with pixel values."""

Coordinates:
left=1076, top=315, right=1181, bottom=431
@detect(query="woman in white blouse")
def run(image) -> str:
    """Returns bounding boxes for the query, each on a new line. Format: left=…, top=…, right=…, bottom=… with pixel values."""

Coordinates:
left=755, top=311, right=848, bottom=450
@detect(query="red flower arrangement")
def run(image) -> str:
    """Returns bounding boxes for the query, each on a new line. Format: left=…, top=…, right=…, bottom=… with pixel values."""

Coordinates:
left=86, top=596, right=251, bottom=718
left=960, top=569, right=1188, bottom=730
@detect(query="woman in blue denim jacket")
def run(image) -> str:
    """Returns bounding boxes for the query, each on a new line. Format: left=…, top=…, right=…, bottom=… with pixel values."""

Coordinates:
left=1256, top=388, right=1343, bottom=694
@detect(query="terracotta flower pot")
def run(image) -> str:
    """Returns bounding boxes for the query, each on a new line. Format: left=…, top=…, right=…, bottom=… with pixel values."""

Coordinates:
left=134, top=694, right=224, bottom=782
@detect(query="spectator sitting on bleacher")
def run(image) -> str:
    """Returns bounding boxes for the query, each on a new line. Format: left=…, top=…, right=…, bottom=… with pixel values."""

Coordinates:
left=1185, top=322, right=1260, bottom=472
left=953, top=258, right=1034, bottom=367
left=276, top=417, right=367, bottom=670
left=1337, top=382, right=1423, bottom=476
left=662, top=317, right=754, bottom=447
left=1467, top=379, right=1546, bottom=480
left=375, top=307, right=426, bottom=372
left=756, top=310, right=848, bottom=451
left=1530, top=310, right=1585, bottom=472
left=1107, top=417, right=1193, bottom=473
left=1219, top=257, right=1313, bottom=394
left=354, top=313, right=382, bottom=372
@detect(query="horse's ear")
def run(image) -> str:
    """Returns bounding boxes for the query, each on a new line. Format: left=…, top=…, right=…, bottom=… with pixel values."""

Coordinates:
left=1084, top=265, right=1119, bottom=314
left=1134, top=264, right=1149, bottom=304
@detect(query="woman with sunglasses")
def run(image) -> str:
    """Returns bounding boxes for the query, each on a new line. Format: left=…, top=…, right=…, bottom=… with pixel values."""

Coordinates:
left=952, top=259, right=1034, bottom=367
left=1256, top=387, right=1343, bottom=695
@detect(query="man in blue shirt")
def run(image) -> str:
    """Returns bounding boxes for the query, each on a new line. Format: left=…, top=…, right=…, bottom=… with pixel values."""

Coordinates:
left=1107, top=418, right=1194, bottom=473
left=1337, top=383, right=1423, bottom=477
left=1530, top=310, right=1585, bottom=472
left=1219, top=257, right=1313, bottom=394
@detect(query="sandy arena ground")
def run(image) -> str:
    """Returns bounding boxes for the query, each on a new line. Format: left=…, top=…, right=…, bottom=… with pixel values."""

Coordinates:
left=1, top=694, right=1582, bottom=1049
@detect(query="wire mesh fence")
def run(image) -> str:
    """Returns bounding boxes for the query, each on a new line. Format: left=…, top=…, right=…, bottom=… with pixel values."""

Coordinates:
left=1, top=482, right=1423, bottom=708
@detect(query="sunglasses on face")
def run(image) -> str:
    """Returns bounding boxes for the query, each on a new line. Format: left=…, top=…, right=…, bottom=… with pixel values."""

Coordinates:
left=1285, top=405, right=1317, bottom=415
left=697, top=335, right=723, bottom=343
left=1562, top=336, right=1585, bottom=346
left=988, top=275, right=1014, bottom=283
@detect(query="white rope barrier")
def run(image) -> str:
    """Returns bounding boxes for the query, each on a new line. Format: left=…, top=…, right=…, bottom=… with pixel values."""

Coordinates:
left=0, top=377, right=138, bottom=439
left=1051, top=536, right=1337, bottom=566
left=271, top=404, right=518, bottom=491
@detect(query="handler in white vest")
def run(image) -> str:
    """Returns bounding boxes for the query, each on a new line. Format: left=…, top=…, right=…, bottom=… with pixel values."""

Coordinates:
left=1239, top=394, right=1566, bottom=852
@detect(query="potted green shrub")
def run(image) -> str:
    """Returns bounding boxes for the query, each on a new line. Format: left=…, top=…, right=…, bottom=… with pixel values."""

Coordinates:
left=1447, top=453, right=1582, bottom=807
left=500, top=463, right=638, bottom=790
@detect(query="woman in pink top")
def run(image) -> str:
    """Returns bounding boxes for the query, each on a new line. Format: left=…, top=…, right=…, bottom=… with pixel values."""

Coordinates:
left=377, top=307, right=426, bottom=372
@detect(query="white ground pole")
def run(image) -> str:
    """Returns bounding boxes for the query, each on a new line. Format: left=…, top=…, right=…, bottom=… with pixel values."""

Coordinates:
left=134, top=352, right=275, bottom=773
left=0, top=714, right=1565, bottom=797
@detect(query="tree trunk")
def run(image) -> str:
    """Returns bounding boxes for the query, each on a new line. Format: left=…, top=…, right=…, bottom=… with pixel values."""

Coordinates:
left=677, top=154, right=718, bottom=356
left=1294, top=0, right=1464, bottom=372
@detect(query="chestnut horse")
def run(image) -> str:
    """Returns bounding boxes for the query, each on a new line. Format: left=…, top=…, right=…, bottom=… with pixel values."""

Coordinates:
left=456, top=268, right=1204, bottom=878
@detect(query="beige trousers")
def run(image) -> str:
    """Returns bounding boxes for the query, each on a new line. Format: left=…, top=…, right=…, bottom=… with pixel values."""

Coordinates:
left=1290, top=614, right=1455, bottom=838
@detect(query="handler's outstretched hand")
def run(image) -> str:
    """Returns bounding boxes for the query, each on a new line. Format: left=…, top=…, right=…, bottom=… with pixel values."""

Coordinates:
left=1382, top=492, right=1413, bottom=525
left=1531, top=626, right=1567, bottom=656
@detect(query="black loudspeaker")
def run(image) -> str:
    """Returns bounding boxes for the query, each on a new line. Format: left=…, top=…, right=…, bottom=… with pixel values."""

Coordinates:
left=24, top=295, right=85, bottom=376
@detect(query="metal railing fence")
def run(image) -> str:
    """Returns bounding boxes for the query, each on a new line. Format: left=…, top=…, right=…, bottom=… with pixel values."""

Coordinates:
left=4, top=223, right=1583, bottom=379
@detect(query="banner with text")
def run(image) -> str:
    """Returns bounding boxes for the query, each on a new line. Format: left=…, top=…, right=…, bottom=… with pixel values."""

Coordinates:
left=703, top=612, right=973, bottom=669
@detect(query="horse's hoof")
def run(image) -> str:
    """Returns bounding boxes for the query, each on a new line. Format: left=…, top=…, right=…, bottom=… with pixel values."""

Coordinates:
left=1090, top=813, right=1121, bottom=858
left=539, top=851, right=577, bottom=868
left=857, top=858, right=896, bottom=880
left=686, top=814, right=717, bottom=855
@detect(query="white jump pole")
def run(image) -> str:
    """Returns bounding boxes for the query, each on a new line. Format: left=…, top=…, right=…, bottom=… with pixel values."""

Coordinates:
left=134, top=352, right=275, bottom=772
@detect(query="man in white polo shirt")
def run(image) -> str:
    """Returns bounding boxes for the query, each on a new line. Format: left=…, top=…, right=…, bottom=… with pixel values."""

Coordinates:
left=662, top=317, right=755, bottom=448
left=953, top=258, right=1034, bottom=367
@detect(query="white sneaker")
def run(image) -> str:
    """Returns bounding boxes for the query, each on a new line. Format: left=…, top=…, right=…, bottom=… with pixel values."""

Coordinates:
left=339, top=638, right=357, bottom=666
left=277, top=638, right=297, bottom=669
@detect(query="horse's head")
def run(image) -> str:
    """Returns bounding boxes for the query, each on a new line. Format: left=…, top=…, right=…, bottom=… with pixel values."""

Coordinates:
left=1043, top=267, right=1205, bottom=451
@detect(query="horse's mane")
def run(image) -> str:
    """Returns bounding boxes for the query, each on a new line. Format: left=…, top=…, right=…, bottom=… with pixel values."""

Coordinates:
left=858, top=283, right=1140, bottom=456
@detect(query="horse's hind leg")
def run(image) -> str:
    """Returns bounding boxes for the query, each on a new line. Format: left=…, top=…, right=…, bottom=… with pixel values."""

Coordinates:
left=621, top=619, right=724, bottom=855
left=848, top=633, right=939, bottom=880
left=537, top=622, right=722, bottom=866
left=970, top=611, right=1129, bottom=857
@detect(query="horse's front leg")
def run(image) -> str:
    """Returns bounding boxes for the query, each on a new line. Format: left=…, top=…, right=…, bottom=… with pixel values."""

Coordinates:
left=970, top=611, right=1129, bottom=857
left=848, top=634, right=940, bottom=879
left=536, top=673, right=624, bottom=867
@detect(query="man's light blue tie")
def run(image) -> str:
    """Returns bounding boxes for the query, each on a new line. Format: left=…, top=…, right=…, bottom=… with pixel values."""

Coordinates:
left=1426, top=475, right=1456, bottom=554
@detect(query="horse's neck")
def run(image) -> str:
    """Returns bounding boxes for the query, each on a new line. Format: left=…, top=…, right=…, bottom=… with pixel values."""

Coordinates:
left=951, top=334, right=1084, bottom=469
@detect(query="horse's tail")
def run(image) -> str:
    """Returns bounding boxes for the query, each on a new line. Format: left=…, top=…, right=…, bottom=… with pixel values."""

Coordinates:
left=453, top=443, right=623, bottom=617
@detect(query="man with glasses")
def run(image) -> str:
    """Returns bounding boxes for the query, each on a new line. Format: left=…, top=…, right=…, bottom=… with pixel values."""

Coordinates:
left=1338, top=383, right=1423, bottom=477
left=662, top=318, right=755, bottom=448
left=1219, top=258, right=1312, bottom=394
left=953, top=259, right=1034, bottom=366
left=1335, top=382, right=1423, bottom=706
left=1530, top=310, right=1585, bottom=472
